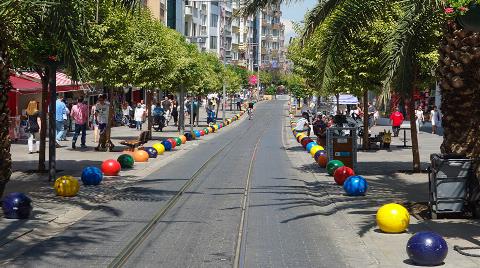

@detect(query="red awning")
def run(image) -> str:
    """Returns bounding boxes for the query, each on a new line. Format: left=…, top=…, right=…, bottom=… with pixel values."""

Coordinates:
left=9, top=75, right=42, bottom=90
left=22, top=71, right=82, bottom=91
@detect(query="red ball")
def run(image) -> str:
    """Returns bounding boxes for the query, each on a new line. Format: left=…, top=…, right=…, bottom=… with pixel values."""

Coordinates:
left=167, top=138, right=177, bottom=148
left=101, top=159, right=121, bottom=176
left=200, top=130, right=205, bottom=136
left=333, top=166, right=355, bottom=185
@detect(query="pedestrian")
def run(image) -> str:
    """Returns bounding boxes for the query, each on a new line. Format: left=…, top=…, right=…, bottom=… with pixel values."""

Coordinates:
left=121, top=101, right=132, bottom=126
left=373, top=110, right=379, bottom=126
left=25, top=101, right=41, bottom=154
left=91, top=103, right=99, bottom=143
left=61, top=101, right=70, bottom=141
left=236, top=95, right=241, bottom=111
left=389, top=107, right=404, bottom=137
left=162, top=97, right=172, bottom=126
left=415, top=106, right=424, bottom=134
left=313, top=113, right=327, bottom=147
left=70, top=97, right=89, bottom=149
left=367, top=102, right=376, bottom=128
left=430, top=106, right=441, bottom=134
left=194, top=97, right=200, bottom=126
left=134, top=102, right=146, bottom=130
left=295, top=113, right=311, bottom=136
left=94, top=95, right=110, bottom=151
left=140, top=99, right=146, bottom=109
left=55, top=95, right=67, bottom=146
left=171, top=99, right=178, bottom=126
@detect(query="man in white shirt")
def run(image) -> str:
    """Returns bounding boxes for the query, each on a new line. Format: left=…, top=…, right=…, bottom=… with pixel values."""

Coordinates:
left=430, top=106, right=441, bottom=134
left=94, top=95, right=110, bottom=151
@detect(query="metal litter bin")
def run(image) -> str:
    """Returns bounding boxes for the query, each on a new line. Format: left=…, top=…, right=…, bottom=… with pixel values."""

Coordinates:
left=428, top=154, right=474, bottom=218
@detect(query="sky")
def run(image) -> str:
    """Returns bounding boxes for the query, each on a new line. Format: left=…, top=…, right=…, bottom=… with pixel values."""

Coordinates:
left=280, top=0, right=317, bottom=44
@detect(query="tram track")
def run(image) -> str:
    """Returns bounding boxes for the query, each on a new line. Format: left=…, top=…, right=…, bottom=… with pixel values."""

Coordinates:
left=109, top=106, right=272, bottom=268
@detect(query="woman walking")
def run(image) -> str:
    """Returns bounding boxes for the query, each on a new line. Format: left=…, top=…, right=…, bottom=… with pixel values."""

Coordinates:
left=91, top=103, right=99, bottom=143
left=134, top=103, right=146, bottom=130
left=415, top=106, right=424, bottom=134
left=171, top=99, right=179, bottom=127
left=26, top=101, right=41, bottom=154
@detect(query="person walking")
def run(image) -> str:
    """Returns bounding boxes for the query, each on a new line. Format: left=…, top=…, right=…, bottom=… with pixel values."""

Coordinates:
left=91, top=103, right=99, bottom=143
left=55, top=96, right=67, bottom=146
left=121, top=101, right=132, bottom=126
left=94, top=95, right=110, bottom=151
left=25, top=101, right=41, bottom=154
left=367, top=102, right=376, bottom=128
left=61, top=101, right=70, bottom=141
left=389, top=107, right=404, bottom=137
left=70, top=97, right=89, bottom=149
left=134, top=103, right=146, bottom=130
left=415, top=106, right=424, bottom=134
left=171, top=99, right=178, bottom=126
left=192, top=98, right=199, bottom=127
left=430, top=106, right=441, bottom=134
left=162, top=97, right=172, bottom=126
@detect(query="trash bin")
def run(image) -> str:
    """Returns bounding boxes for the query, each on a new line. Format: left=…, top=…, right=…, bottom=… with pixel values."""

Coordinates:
left=428, top=153, right=474, bottom=218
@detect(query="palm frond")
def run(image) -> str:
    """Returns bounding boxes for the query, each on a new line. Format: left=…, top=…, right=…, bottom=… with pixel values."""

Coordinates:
left=301, top=0, right=345, bottom=41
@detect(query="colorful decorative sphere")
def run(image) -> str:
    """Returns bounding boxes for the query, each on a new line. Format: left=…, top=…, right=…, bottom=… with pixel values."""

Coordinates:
left=334, top=166, right=355, bottom=185
left=144, top=147, right=158, bottom=158
left=200, top=130, right=205, bottom=136
left=343, top=175, right=368, bottom=196
left=152, top=143, right=165, bottom=155
left=296, top=133, right=306, bottom=143
left=174, top=137, right=182, bottom=146
left=209, top=126, right=215, bottom=133
left=101, top=159, right=121, bottom=176
left=167, top=138, right=177, bottom=148
left=204, top=128, right=209, bottom=134
left=184, top=132, right=193, bottom=141
left=376, top=203, right=410, bottom=233
left=2, top=192, right=32, bottom=219
left=406, top=231, right=448, bottom=266
left=326, top=160, right=344, bottom=175
left=161, top=140, right=173, bottom=151
left=117, top=154, right=135, bottom=169
left=301, top=137, right=314, bottom=148
left=213, top=125, right=219, bottom=130
left=310, top=145, right=324, bottom=157
left=306, top=141, right=318, bottom=153
left=179, top=135, right=187, bottom=144
left=81, top=166, right=103, bottom=185
left=133, top=150, right=149, bottom=162
left=315, top=150, right=328, bottom=168
left=54, top=176, right=80, bottom=197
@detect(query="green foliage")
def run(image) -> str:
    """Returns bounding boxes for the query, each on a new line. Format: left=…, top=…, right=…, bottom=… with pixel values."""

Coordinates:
left=265, top=85, right=276, bottom=95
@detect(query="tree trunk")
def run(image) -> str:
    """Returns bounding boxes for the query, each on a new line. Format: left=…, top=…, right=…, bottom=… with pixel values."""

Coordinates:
left=409, top=88, right=421, bottom=172
left=48, top=63, right=57, bottom=182
left=362, top=89, right=369, bottom=150
left=0, top=43, right=13, bottom=197
left=335, top=93, right=340, bottom=114
left=105, top=87, right=114, bottom=151
left=38, top=68, right=48, bottom=171
left=438, top=21, right=480, bottom=177
left=146, top=89, right=152, bottom=137
left=178, top=87, right=185, bottom=134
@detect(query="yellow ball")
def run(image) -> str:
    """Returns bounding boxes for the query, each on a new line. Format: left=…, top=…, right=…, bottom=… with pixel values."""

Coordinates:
left=376, top=203, right=410, bottom=233
left=152, top=143, right=165, bottom=155
left=296, top=133, right=305, bottom=142
left=54, top=176, right=80, bottom=197
left=310, top=145, right=324, bottom=157
left=214, top=125, right=219, bottom=130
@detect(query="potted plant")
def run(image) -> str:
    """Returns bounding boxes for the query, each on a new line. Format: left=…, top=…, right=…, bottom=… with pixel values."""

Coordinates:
left=443, top=0, right=480, bottom=31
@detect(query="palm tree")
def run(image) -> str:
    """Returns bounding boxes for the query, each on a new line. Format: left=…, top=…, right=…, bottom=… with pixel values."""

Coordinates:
left=242, top=0, right=477, bottom=173
left=0, top=0, right=141, bottom=197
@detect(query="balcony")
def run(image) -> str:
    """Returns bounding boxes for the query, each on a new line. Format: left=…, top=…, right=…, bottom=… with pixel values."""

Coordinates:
left=185, top=6, right=193, bottom=17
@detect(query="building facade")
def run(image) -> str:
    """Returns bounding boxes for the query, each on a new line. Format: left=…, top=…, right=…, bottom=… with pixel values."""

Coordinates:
left=143, top=0, right=167, bottom=24
left=162, top=1, right=286, bottom=73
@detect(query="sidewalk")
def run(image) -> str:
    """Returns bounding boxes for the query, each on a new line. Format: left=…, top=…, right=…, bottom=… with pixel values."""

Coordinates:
left=0, top=107, right=244, bottom=262
left=286, top=109, right=480, bottom=267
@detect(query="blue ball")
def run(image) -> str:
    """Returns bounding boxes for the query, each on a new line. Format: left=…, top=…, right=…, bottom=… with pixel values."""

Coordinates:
left=407, top=231, right=448, bottom=266
left=2, top=192, right=32, bottom=219
left=306, top=141, right=318, bottom=153
left=194, top=130, right=201, bottom=138
left=343, top=175, right=368, bottom=196
left=144, top=147, right=158, bottom=158
left=81, top=166, right=103, bottom=185
left=162, top=140, right=172, bottom=151
left=184, top=132, right=193, bottom=141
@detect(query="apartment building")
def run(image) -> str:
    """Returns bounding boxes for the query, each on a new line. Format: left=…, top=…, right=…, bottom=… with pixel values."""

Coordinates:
left=143, top=0, right=167, bottom=24
left=165, top=1, right=286, bottom=73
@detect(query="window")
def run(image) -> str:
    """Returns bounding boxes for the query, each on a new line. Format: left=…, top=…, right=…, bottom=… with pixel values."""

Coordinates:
left=211, top=14, right=218, bottom=27
left=210, top=36, right=218, bottom=49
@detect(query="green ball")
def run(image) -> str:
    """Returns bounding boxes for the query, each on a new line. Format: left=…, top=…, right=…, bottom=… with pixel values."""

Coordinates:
left=326, top=160, right=344, bottom=176
left=204, top=128, right=209, bottom=134
left=117, top=154, right=135, bottom=169
left=174, top=137, right=182, bottom=146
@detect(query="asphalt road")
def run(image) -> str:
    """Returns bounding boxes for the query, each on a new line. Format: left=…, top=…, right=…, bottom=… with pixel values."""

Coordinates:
left=6, top=100, right=356, bottom=268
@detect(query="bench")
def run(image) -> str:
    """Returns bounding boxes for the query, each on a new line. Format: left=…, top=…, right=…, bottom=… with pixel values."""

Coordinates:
left=120, top=130, right=151, bottom=151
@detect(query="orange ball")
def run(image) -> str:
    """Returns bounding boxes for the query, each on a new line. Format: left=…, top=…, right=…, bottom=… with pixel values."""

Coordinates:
left=133, top=150, right=149, bottom=162
left=179, top=135, right=187, bottom=144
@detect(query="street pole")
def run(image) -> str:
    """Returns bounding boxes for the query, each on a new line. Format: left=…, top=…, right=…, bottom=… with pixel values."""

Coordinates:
left=48, top=62, right=57, bottom=182
left=190, top=96, right=194, bottom=133
left=178, top=87, right=185, bottom=134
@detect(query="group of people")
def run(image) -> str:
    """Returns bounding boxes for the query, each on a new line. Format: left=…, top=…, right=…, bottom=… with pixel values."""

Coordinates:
left=120, top=97, right=181, bottom=131
left=390, top=105, right=442, bottom=136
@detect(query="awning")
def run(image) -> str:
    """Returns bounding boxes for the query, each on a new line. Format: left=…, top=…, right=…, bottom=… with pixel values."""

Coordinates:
left=21, top=71, right=82, bottom=92
left=328, top=94, right=359, bottom=105
left=9, top=75, right=42, bottom=90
